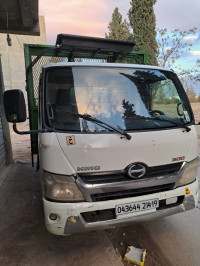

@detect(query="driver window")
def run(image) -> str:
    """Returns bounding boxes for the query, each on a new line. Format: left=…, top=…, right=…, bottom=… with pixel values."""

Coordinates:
left=150, top=80, right=181, bottom=118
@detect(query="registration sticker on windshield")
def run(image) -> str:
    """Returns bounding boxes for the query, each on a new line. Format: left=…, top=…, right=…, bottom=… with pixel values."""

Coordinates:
left=184, top=111, right=190, bottom=122
left=115, top=199, right=159, bottom=216
left=66, top=136, right=76, bottom=146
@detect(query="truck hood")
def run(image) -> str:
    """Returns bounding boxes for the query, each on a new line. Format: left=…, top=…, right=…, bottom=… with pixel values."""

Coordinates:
left=55, top=127, right=198, bottom=174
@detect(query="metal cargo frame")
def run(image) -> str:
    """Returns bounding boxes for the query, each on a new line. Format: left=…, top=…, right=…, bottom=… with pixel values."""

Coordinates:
left=24, top=44, right=147, bottom=157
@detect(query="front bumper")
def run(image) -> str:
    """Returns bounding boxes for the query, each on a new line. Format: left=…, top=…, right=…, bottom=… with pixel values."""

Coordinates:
left=43, top=179, right=199, bottom=235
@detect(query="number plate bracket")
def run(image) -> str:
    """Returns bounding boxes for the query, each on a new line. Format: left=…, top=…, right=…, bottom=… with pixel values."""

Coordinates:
left=115, top=199, right=159, bottom=216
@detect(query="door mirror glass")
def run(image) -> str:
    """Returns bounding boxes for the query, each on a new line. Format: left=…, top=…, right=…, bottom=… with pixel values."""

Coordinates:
left=177, top=102, right=184, bottom=116
left=3, top=89, right=26, bottom=123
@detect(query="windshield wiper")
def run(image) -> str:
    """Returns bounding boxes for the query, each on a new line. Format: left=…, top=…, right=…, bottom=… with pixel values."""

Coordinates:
left=62, top=111, right=132, bottom=140
left=136, top=115, right=191, bottom=132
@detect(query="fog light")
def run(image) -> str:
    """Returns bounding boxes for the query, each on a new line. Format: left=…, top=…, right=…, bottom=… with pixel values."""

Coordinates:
left=49, top=213, right=58, bottom=221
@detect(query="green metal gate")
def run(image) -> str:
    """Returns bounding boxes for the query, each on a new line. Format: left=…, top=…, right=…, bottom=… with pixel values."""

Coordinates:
left=24, top=44, right=147, bottom=157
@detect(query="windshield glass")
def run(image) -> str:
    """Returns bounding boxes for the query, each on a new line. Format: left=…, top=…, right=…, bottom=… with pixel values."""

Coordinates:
left=45, top=66, right=192, bottom=132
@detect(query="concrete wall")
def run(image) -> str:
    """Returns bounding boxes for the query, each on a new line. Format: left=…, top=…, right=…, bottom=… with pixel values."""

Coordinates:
left=0, top=16, right=46, bottom=96
left=0, top=16, right=46, bottom=167
left=0, top=59, right=13, bottom=166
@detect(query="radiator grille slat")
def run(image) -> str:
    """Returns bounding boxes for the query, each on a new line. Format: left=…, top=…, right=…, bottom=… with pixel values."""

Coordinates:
left=91, top=183, right=175, bottom=202
left=79, top=162, right=182, bottom=184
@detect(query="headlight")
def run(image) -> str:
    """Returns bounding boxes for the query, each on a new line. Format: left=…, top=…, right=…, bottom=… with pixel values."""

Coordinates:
left=177, top=157, right=199, bottom=187
left=42, top=172, right=85, bottom=202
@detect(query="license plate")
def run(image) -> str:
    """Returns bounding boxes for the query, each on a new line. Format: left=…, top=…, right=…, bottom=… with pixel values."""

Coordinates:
left=115, top=198, right=159, bottom=216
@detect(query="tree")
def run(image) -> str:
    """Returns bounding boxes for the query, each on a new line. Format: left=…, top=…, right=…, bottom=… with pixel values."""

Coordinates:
left=186, top=87, right=197, bottom=103
left=157, top=27, right=197, bottom=68
left=128, top=0, right=158, bottom=65
left=122, top=99, right=135, bottom=119
left=105, top=7, right=133, bottom=41
left=156, top=27, right=199, bottom=93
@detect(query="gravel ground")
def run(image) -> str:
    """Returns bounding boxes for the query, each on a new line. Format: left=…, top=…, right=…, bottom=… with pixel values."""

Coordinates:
left=10, top=122, right=31, bottom=162
left=106, top=224, right=170, bottom=266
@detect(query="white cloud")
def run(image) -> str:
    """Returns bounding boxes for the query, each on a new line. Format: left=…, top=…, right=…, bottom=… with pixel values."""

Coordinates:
left=183, top=36, right=198, bottom=42
left=154, top=0, right=200, bottom=29
left=190, top=51, right=200, bottom=56
left=40, top=0, right=110, bottom=44
left=113, top=0, right=200, bottom=31
left=164, top=46, right=172, bottom=51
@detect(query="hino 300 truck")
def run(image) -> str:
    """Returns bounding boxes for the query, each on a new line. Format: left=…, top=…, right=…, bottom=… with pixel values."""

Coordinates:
left=4, top=34, right=199, bottom=235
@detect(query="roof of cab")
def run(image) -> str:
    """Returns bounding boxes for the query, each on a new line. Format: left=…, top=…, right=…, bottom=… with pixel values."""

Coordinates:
left=42, top=62, right=171, bottom=72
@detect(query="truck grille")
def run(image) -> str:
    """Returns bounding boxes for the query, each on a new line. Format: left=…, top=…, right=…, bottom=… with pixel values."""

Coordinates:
left=91, top=183, right=175, bottom=202
left=79, top=174, right=129, bottom=184
left=78, top=162, right=182, bottom=184
left=146, top=162, right=182, bottom=177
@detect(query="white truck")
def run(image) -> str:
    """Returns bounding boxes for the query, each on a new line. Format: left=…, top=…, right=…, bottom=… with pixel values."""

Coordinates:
left=4, top=34, right=199, bottom=235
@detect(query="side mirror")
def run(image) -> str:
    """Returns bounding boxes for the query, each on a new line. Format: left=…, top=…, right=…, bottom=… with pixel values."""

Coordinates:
left=3, top=89, right=26, bottom=123
left=3, top=89, right=51, bottom=135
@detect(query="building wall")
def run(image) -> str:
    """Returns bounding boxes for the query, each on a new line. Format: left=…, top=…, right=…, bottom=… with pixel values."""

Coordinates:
left=0, top=58, right=13, bottom=169
left=0, top=16, right=46, bottom=95
left=0, top=16, right=46, bottom=171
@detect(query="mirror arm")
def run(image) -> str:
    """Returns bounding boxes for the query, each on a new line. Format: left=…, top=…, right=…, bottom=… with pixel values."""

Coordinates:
left=13, top=123, right=51, bottom=135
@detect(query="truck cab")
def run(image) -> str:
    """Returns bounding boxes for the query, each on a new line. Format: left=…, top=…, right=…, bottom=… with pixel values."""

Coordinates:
left=4, top=34, right=199, bottom=235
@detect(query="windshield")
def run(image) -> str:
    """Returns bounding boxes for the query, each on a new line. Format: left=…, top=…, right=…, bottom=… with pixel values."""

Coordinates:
left=45, top=66, right=192, bottom=132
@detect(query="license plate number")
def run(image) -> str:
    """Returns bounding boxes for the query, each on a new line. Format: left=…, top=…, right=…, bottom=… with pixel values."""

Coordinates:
left=115, top=199, right=159, bottom=215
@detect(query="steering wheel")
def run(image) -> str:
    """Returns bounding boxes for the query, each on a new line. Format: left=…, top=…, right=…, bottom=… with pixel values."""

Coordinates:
left=150, top=110, right=165, bottom=116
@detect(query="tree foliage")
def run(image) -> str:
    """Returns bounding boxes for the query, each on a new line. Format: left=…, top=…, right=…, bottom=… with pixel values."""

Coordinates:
left=157, top=27, right=197, bottom=68
left=128, top=0, right=158, bottom=65
left=156, top=27, right=200, bottom=103
left=105, top=7, right=133, bottom=41
left=186, top=87, right=198, bottom=103
left=122, top=99, right=135, bottom=119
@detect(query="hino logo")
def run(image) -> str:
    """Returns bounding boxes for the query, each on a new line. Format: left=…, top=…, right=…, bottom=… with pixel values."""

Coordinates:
left=128, top=163, right=146, bottom=178
left=77, top=166, right=100, bottom=172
